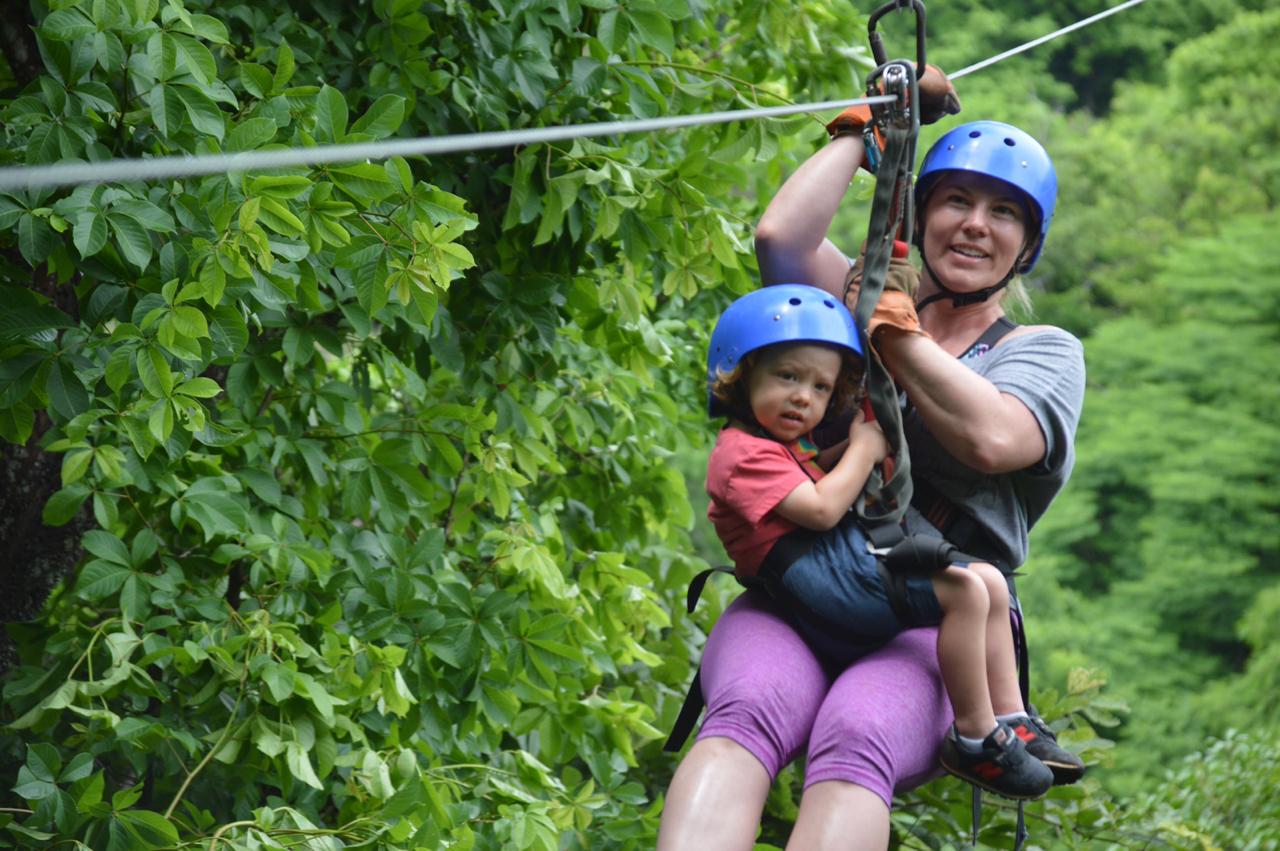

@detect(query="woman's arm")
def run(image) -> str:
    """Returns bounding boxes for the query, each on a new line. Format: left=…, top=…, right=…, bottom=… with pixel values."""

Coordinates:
left=875, top=330, right=1046, bottom=474
left=755, top=135, right=864, bottom=296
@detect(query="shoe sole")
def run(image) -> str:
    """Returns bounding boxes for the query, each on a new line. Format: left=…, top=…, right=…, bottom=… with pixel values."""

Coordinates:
left=938, top=755, right=1051, bottom=800
left=1042, top=760, right=1086, bottom=785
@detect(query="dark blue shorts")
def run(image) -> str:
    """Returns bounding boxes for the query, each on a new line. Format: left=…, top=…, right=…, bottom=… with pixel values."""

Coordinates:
left=774, top=517, right=952, bottom=666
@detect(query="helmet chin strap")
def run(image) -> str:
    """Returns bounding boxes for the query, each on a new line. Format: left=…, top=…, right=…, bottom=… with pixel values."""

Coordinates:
left=915, top=252, right=1016, bottom=312
left=914, top=226, right=1028, bottom=312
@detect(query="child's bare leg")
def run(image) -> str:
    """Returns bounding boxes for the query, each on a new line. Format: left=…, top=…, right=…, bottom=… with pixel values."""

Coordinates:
left=930, top=566, right=996, bottom=739
left=970, top=562, right=1025, bottom=716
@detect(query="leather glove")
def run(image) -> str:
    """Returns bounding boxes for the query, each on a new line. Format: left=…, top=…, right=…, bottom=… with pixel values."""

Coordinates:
left=865, top=290, right=923, bottom=342
left=844, top=242, right=925, bottom=342
left=849, top=245, right=920, bottom=299
left=826, top=104, right=872, bottom=140
left=917, top=63, right=961, bottom=125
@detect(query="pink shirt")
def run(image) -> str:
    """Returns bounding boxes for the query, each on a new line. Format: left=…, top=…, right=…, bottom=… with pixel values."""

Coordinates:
left=706, top=427, right=824, bottom=577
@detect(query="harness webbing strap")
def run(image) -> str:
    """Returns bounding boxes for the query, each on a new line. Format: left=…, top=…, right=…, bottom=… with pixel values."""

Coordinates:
left=851, top=116, right=918, bottom=528
left=664, top=566, right=734, bottom=753
left=664, top=667, right=706, bottom=753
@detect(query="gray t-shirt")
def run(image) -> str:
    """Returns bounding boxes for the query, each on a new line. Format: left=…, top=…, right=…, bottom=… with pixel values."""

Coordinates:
left=903, top=327, right=1086, bottom=568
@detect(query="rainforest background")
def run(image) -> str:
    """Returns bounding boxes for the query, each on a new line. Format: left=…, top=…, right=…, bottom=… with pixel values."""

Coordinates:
left=1, top=0, right=1277, bottom=847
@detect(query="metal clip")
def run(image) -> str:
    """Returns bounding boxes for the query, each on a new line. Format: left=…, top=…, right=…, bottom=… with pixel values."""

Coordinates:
left=865, top=59, right=919, bottom=133
left=867, top=0, right=927, bottom=74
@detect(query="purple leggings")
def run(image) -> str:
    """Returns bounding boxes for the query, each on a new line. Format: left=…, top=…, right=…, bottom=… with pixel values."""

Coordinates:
left=696, top=591, right=954, bottom=808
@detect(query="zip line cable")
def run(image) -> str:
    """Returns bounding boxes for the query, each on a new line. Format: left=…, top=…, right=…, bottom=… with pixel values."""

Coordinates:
left=948, top=0, right=1149, bottom=80
left=0, top=95, right=897, bottom=192
left=0, top=0, right=1150, bottom=192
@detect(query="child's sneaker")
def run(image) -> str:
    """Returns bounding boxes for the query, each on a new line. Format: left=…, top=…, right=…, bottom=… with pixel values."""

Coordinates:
left=939, top=722, right=1053, bottom=800
left=1008, top=712, right=1086, bottom=785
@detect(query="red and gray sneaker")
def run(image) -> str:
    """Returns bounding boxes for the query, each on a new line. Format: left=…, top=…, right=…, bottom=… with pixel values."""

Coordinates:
left=939, top=722, right=1053, bottom=800
left=1008, top=712, right=1086, bottom=785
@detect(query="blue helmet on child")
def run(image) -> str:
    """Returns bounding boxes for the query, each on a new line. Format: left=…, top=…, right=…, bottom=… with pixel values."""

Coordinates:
left=915, top=120, right=1057, bottom=274
left=707, top=284, right=860, bottom=416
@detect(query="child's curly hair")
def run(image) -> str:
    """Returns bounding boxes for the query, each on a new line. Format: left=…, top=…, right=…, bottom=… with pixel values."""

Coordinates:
left=710, top=342, right=865, bottom=426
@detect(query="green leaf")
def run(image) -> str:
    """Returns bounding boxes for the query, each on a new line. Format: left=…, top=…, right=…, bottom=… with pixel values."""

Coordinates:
left=175, top=85, right=225, bottom=139
left=105, top=347, right=133, bottom=393
left=227, top=116, right=277, bottom=151
left=109, top=213, right=153, bottom=270
left=0, top=404, right=35, bottom=444
left=18, top=213, right=55, bottom=265
left=43, top=484, right=90, bottom=526
left=628, top=9, right=675, bottom=55
left=261, top=661, right=295, bottom=702
left=257, top=196, right=305, bottom=236
left=285, top=742, right=324, bottom=790
left=412, top=288, right=439, bottom=326
left=182, top=477, right=249, bottom=541
left=349, top=94, right=406, bottom=139
left=273, top=41, right=295, bottom=92
left=170, top=305, right=209, bottom=338
left=74, top=561, right=132, bottom=600
left=46, top=361, right=89, bottom=419
left=239, top=62, right=272, bottom=99
left=0, top=305, right=73, bottom=339
left=147, top=399, right=174, bottom=442
left=116, top=809, right=179, bottom=848
left=41, top=8, right=96, bottom=40
left=112, top=199, right=175, bottom=233
left=147, top=83, right=184, bottom=136
left=247, top=174, right=310, bottom=199
left=176, top=377, right=221, bottom=398
left=315, top=84, right=348, bottom=141
left=329, top=164, right=396, bottom=202
left=136, top=346, right=173, bottom=398
left=172, top=33, right=216, bottom=85
left=74, top=212, right=108, bottom=257
left=61, top=448, right=93, bottom=485
left=82, top=530, right=132, bottom=565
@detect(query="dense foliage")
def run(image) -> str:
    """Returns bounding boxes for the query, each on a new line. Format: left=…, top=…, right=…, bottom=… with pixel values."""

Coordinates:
left=2, top=0, right=1276, bottom=849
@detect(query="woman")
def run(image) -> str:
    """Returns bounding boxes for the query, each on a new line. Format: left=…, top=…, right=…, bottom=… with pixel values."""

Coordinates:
left=657, top=119, right=1086, bottom=850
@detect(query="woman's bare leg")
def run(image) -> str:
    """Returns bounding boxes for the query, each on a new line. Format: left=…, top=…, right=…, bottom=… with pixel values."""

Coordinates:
left=787, top=780, right=891, bottom=851
left=931, top=566, right=996, bottom=738
left=657, top=736, right=772, bottom=851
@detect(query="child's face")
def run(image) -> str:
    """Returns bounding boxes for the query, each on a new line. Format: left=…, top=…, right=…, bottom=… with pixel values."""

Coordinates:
left=746, top=344, right=842, bottom=441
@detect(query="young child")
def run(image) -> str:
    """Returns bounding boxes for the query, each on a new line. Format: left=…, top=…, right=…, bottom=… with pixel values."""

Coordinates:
left=705, top=284, right=1082, bottom=799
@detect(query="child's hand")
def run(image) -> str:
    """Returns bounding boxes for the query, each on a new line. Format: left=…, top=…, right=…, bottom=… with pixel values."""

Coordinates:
left=848, top=409, right=889, bottom=462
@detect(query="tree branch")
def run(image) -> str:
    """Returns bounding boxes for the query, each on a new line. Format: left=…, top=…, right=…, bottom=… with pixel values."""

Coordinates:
left=0, top=0, right=42, bottom=93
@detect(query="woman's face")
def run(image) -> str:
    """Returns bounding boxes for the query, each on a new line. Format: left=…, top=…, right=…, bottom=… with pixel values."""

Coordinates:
left=921, top=172, right=1030, bottom=293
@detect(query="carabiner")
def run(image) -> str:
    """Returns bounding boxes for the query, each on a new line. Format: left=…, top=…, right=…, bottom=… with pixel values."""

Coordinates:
left=865, top=60, right=919, bottom=133
left=866, top=0, right=927, bottom=75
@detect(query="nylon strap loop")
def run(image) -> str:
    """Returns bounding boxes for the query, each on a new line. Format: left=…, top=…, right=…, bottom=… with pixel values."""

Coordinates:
left=851, top=82, right=918, bottom=528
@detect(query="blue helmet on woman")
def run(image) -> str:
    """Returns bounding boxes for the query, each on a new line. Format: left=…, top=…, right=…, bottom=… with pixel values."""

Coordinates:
left=915, top=120, right=1057, bottom=274
left=707, top=284, right=860, bottom=416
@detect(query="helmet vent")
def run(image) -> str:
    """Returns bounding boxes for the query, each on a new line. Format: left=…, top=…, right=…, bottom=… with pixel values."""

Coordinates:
left=968, top=130, right=981, bottom=138
left=788, top=297, right=802, bottom=306
left=823, top=299, right=836, bottom=308
left=1003, top=137, right=1016, bottom=146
